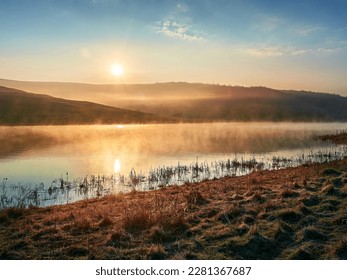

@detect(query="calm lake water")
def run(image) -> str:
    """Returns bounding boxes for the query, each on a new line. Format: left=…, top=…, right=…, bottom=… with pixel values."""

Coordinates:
left=1, top=122, right=347, bottom=207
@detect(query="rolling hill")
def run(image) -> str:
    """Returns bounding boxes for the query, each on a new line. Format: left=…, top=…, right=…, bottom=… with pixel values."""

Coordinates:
left=0, top=86, right=172, bottom=125
left=1, top=79, right=347, bottom=122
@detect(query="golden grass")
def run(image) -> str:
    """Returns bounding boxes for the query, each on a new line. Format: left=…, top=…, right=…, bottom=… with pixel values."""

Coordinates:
left=1, top=157, right=347, bottom=259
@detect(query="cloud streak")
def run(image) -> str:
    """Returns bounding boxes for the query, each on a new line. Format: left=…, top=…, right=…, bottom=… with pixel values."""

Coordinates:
left=156, top=19, right=203, bottom=41
left=155, top=2, right=203, bottom=41
left=297, top=25, right=324, bottom=36
left=247, top=45, right=345, bottom=57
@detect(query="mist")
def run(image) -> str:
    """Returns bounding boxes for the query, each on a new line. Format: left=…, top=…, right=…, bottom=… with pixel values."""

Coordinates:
left=2, top=80, right=347, bottom=123
left=0, top=123, right=336, bottom=159
left=1, top=122, right=345, bottom=179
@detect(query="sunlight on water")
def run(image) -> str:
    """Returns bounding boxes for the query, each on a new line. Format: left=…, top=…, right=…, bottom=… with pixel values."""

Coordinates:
left=1, top=122, right=347, bottom=183
left=0, top=122, right=347, bottom=208
left=114, top=158, right=121, bottom=173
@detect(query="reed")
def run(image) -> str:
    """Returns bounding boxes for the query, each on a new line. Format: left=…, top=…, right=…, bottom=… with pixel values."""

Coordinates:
left=1, top=140, right=346, bottom=209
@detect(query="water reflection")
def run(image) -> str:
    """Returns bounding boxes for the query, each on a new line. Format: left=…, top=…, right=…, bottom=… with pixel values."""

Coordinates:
left=1, top=144, right=347, bottom=209
left=0, top=122, right=346, bottom=188
left=114, top=159, right=121, bottom=173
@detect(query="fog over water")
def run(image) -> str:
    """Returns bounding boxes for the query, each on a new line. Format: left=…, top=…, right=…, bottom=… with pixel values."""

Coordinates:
left=1, top=122, right=346, bottom=187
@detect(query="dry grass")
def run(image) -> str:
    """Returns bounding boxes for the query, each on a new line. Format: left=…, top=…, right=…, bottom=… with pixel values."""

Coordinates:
left=1, top=157, right=347, bottom=259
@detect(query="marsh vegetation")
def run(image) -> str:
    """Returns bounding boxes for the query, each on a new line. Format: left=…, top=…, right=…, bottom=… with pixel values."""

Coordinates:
left=1, top=123, right=347, bottom=208
left=1, top=144, right=346, bottom=209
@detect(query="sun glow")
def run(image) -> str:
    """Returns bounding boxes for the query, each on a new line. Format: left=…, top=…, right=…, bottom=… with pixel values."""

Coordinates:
left=114, top=158, right=121, bottom=173
left=111, top=63, right=123, bottom=77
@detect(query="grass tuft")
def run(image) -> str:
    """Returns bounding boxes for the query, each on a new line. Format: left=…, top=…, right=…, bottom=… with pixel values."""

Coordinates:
left=322, top=168, right=342, bottom=177
left=276, top=209, right=302, bottom=223
left=301, top=195, right=320, bottom=206
left=3, top=207, right=26, bottom=219
left=281, top=189, right=300, bottom=198
left=72, top=218, right=93, bottom=234
left=229, top=233, right=278, bottom=259
left=185, top=190, right=208, bottom=206
left=334, top=239, right=347, bottom=259
left=107, top=230, right=129, bottom=247
left=98, top=216, right=113, bottom=228
left=296, top=227, right=328, bottom=242
left=149, top=226, right=174, bottom=243
left=65, top=245, right=89, bottom=258
left=147, top=244, right=166, bottom=260
left=286, top=247, right=315, bottom=260
left=123, top=208, right=152, bottom=233
left=320, top=185, right=340, bottom=196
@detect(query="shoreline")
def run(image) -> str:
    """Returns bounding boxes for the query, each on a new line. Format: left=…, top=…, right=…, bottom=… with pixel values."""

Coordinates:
left=1, top=132, right=346, bottom=260
left=2, top=128, right=347, bottom=209
left=1, top=155, right=347, bottom=259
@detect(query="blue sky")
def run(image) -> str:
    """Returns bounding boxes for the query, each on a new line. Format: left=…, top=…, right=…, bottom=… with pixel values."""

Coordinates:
left=1, top=0, right=347, bottom=94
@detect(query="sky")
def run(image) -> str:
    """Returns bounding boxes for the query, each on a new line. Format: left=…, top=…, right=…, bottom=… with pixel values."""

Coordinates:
left=1, top=0, right=347, bottom=94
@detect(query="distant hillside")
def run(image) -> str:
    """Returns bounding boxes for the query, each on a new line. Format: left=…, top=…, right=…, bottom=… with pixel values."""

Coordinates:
left=140, top=86, right=347, bottom=122
left=1, top=79, right=347, bottom=122
left=0, top=86, right=172, bottom=125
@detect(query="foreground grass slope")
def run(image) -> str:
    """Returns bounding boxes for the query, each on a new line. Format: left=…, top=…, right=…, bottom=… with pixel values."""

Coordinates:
left=1, top=156, right=347, bottom=259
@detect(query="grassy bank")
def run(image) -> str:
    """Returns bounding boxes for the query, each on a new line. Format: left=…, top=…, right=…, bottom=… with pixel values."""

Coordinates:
left=0, top=132, right=346, bottom=260
left=1, top=153, right=347, bottom=259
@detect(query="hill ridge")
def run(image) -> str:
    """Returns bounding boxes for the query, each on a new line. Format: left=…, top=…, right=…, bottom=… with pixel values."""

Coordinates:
left=0, top=86, right=173, bottom=125
left=1, top=80, right=347, bottom=123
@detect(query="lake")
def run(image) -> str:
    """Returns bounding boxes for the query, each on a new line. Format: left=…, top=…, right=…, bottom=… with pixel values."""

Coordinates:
left=1, top=122, right=347, bottom=208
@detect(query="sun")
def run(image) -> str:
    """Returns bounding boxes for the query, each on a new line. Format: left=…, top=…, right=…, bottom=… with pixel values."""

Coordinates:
left=111, top=63, right=123, bottom=77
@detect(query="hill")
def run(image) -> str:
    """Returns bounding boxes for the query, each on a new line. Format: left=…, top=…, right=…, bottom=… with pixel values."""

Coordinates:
left=0, top=86, right=172, bottom=125
left=1, top=79, right=347, bottom=122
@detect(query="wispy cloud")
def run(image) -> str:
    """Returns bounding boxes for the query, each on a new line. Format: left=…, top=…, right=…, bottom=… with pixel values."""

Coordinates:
left=247, top=47, right=284, bottom=57
left=156, top=20, right=203, bottom=41
left=155, top=2, right=203, bottom=41
left=247, top=45, right=345, bottom=57
left=297, top=25, right=324, bottom=36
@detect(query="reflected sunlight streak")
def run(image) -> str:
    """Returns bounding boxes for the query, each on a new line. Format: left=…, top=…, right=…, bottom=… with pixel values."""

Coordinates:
left=114, top=158, right=121, bottom=173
